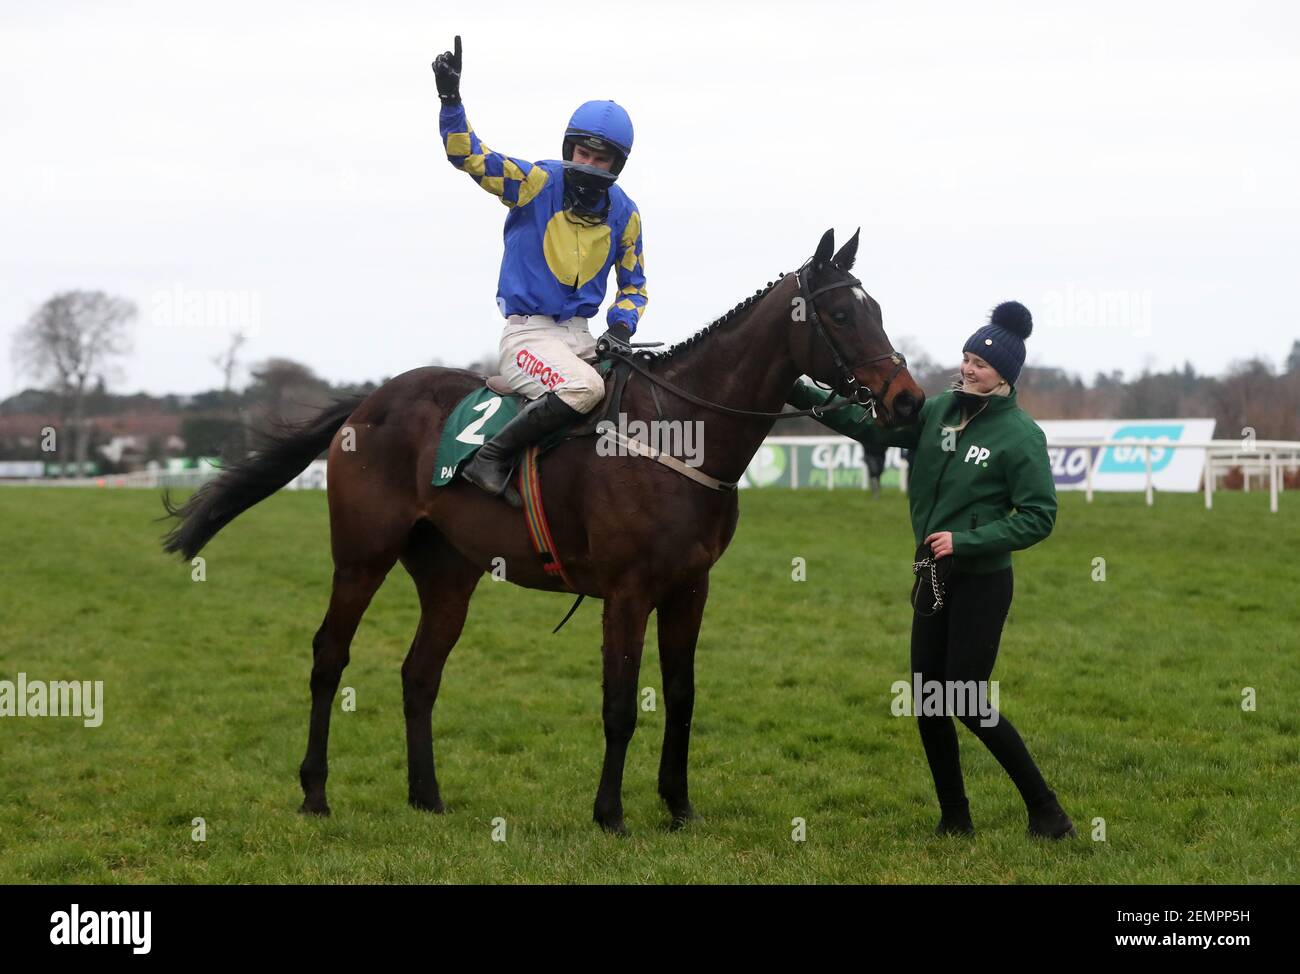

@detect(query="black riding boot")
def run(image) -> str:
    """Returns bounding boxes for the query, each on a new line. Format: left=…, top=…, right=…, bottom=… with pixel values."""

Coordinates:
left=935, top=798, right=975, bottom=836
left=460, top=391, right=584, bottom=507
left=1027, top=790, right=1077, bottom=839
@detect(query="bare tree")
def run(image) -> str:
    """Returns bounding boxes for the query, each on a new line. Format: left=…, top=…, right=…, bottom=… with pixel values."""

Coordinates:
left=11, top=290, right=136, bottom=473
left=212, top=331, right=247, bottom=414
left=245, top=357, right=331, bottom=426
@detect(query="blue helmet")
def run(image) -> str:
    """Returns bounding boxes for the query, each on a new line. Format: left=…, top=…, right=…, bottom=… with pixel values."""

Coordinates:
left=562, top=100, right=634, bottom=177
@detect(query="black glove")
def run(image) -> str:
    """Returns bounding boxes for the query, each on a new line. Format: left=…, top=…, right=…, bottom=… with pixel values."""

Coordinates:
left=596, top=323, right=634, bottom=355
left=432, top=35, right=462, bottom=106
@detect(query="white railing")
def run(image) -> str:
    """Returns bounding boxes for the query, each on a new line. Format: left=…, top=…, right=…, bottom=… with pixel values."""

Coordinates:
left=0, top=469, right=212, bottom=489
left=1045, top=438, right=1300, bottom=512
left=761, top=435, right=1300, bottom=513
left=4, top=438, right=1298, bottom=512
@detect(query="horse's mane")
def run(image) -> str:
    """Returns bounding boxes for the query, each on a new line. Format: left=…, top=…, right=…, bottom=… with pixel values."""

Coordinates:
left=649, top=272, right=790, bottom=361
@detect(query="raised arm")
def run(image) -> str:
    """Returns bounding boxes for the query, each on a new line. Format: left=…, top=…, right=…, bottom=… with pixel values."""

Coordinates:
left=433, top=36, right=549, bottom=209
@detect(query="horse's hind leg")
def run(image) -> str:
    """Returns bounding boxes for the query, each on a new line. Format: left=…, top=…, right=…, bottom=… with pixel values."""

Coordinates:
left=400, top=522, right=481, bottom=812
left=656, top=573, right=709, bottom=829
left=299, top=557, right=393, bottom=815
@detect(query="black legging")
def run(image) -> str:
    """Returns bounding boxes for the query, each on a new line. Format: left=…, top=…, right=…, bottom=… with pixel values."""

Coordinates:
left=910, top=567, right=1053, bottom=810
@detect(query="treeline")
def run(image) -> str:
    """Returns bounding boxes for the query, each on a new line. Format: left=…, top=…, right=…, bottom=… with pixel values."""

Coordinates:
left=0, top=358, right=386, bottom=468
left=779, top=343, right=1300, bottom=441
left=3, top=347, right=1299, bottom=469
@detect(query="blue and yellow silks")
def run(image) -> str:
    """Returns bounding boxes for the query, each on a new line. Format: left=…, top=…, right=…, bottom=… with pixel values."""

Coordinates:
left=439, top=102, right=648, bottom=333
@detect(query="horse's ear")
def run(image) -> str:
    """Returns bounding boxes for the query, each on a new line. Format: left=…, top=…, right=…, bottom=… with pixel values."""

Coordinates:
left=813, top=228, right=835, bottom=269
left=832, top=227, right=860, bottom=271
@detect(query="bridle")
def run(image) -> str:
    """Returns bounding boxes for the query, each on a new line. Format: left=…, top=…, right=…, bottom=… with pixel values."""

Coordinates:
left=794, top=260, right=909, bottom=417
left=601, top=259, right=910, bottom=423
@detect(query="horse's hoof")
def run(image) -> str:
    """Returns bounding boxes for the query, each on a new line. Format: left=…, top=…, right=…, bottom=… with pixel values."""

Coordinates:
left=409, top=795, right=445, bottom=813
left=299, top=800, right=331, bottom=817
left=594, top=811, right=629, bottom=836
left=668, top=806, right=697, bottom=831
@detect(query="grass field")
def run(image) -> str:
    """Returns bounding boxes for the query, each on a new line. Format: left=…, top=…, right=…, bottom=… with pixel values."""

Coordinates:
left=0, top=485, right=1297, bottom=884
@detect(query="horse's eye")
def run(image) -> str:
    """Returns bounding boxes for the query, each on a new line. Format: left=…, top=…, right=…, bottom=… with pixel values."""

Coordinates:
left=832, top=311, right=847, bottom=324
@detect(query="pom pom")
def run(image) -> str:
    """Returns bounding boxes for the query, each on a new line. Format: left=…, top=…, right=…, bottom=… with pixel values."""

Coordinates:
left=990, top=301, right=1033, bottom=339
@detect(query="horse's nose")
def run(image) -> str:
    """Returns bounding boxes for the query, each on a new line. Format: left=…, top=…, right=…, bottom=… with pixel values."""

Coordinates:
left=891, top=391, right=921, bottom=423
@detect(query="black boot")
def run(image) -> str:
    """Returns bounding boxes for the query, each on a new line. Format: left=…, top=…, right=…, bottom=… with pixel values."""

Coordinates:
left=460, top=392, right=584, bottom=507
left=1027, top=790, right=1077, bottom=839
left=935, top=798, right=975, bottom=836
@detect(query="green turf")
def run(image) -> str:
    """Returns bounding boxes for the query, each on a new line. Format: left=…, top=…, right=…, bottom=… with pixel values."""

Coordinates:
left=0, top=485, right=1296, bottom=883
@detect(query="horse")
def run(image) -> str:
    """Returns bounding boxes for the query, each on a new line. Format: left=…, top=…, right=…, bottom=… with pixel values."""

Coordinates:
left=161, top=227, right=925, bottom=834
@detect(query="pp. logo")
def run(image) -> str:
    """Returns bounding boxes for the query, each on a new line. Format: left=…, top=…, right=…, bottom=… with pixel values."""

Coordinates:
left=964, top=445, right=990, bottom=466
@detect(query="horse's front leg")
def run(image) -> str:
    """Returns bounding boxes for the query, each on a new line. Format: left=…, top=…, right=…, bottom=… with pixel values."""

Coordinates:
left=656, top=573, right=709, bottom=829
left=592, top=589, right=652, bottom=835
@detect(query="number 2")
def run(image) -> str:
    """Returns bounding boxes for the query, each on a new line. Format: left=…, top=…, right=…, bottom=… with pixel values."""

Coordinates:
left=456, top=397, right=503, bottom=446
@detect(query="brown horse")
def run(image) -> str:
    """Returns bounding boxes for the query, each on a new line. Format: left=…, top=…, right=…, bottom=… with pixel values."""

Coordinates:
left=162, top=228, right=924, bottom=834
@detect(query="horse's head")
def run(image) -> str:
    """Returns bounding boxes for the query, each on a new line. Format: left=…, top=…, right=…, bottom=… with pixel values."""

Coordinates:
left=789, top=228, right=925, bottom=425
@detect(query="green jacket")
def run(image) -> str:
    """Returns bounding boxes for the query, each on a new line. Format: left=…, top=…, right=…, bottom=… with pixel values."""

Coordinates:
left=788, top=382, right=1057, bottom=574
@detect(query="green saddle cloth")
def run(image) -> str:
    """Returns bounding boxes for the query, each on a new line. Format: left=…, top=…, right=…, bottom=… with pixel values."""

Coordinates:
left=432, top=362, right=613, bottom=487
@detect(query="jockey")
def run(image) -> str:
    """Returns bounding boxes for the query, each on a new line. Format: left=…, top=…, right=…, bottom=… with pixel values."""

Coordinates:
left=432, top=36, right=648, bottom=505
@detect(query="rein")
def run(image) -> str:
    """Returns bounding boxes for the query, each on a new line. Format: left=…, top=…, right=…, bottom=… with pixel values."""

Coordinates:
left=602, top=348, right=857, bottom=421
left=602, top=262, right=907, bottom=422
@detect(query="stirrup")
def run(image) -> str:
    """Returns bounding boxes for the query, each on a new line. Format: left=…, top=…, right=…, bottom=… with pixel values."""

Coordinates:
left=461, top=453, right=522, bottom=508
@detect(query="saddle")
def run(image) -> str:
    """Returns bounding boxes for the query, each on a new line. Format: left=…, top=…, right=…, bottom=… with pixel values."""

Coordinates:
left=432, top=359, right=626, bottom=488
left=483, top=360, right=630, bottom=439
left=434, top=353, right=738, bottom=498
left=440, top=357, right=731, bottom=631
left=435, top=360, right=633, bottom=626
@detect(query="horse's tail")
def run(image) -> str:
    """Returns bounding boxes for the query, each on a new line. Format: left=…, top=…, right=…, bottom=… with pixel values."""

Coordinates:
left=160, top=396, right=364, bottom=560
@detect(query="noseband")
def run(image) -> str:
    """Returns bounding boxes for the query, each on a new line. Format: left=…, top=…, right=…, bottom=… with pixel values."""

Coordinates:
left=795, top=263, right=908, bottom=415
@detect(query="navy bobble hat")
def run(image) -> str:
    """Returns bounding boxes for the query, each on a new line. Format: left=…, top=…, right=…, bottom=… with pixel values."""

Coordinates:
left=963, top=301, right=1033, bottom=386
